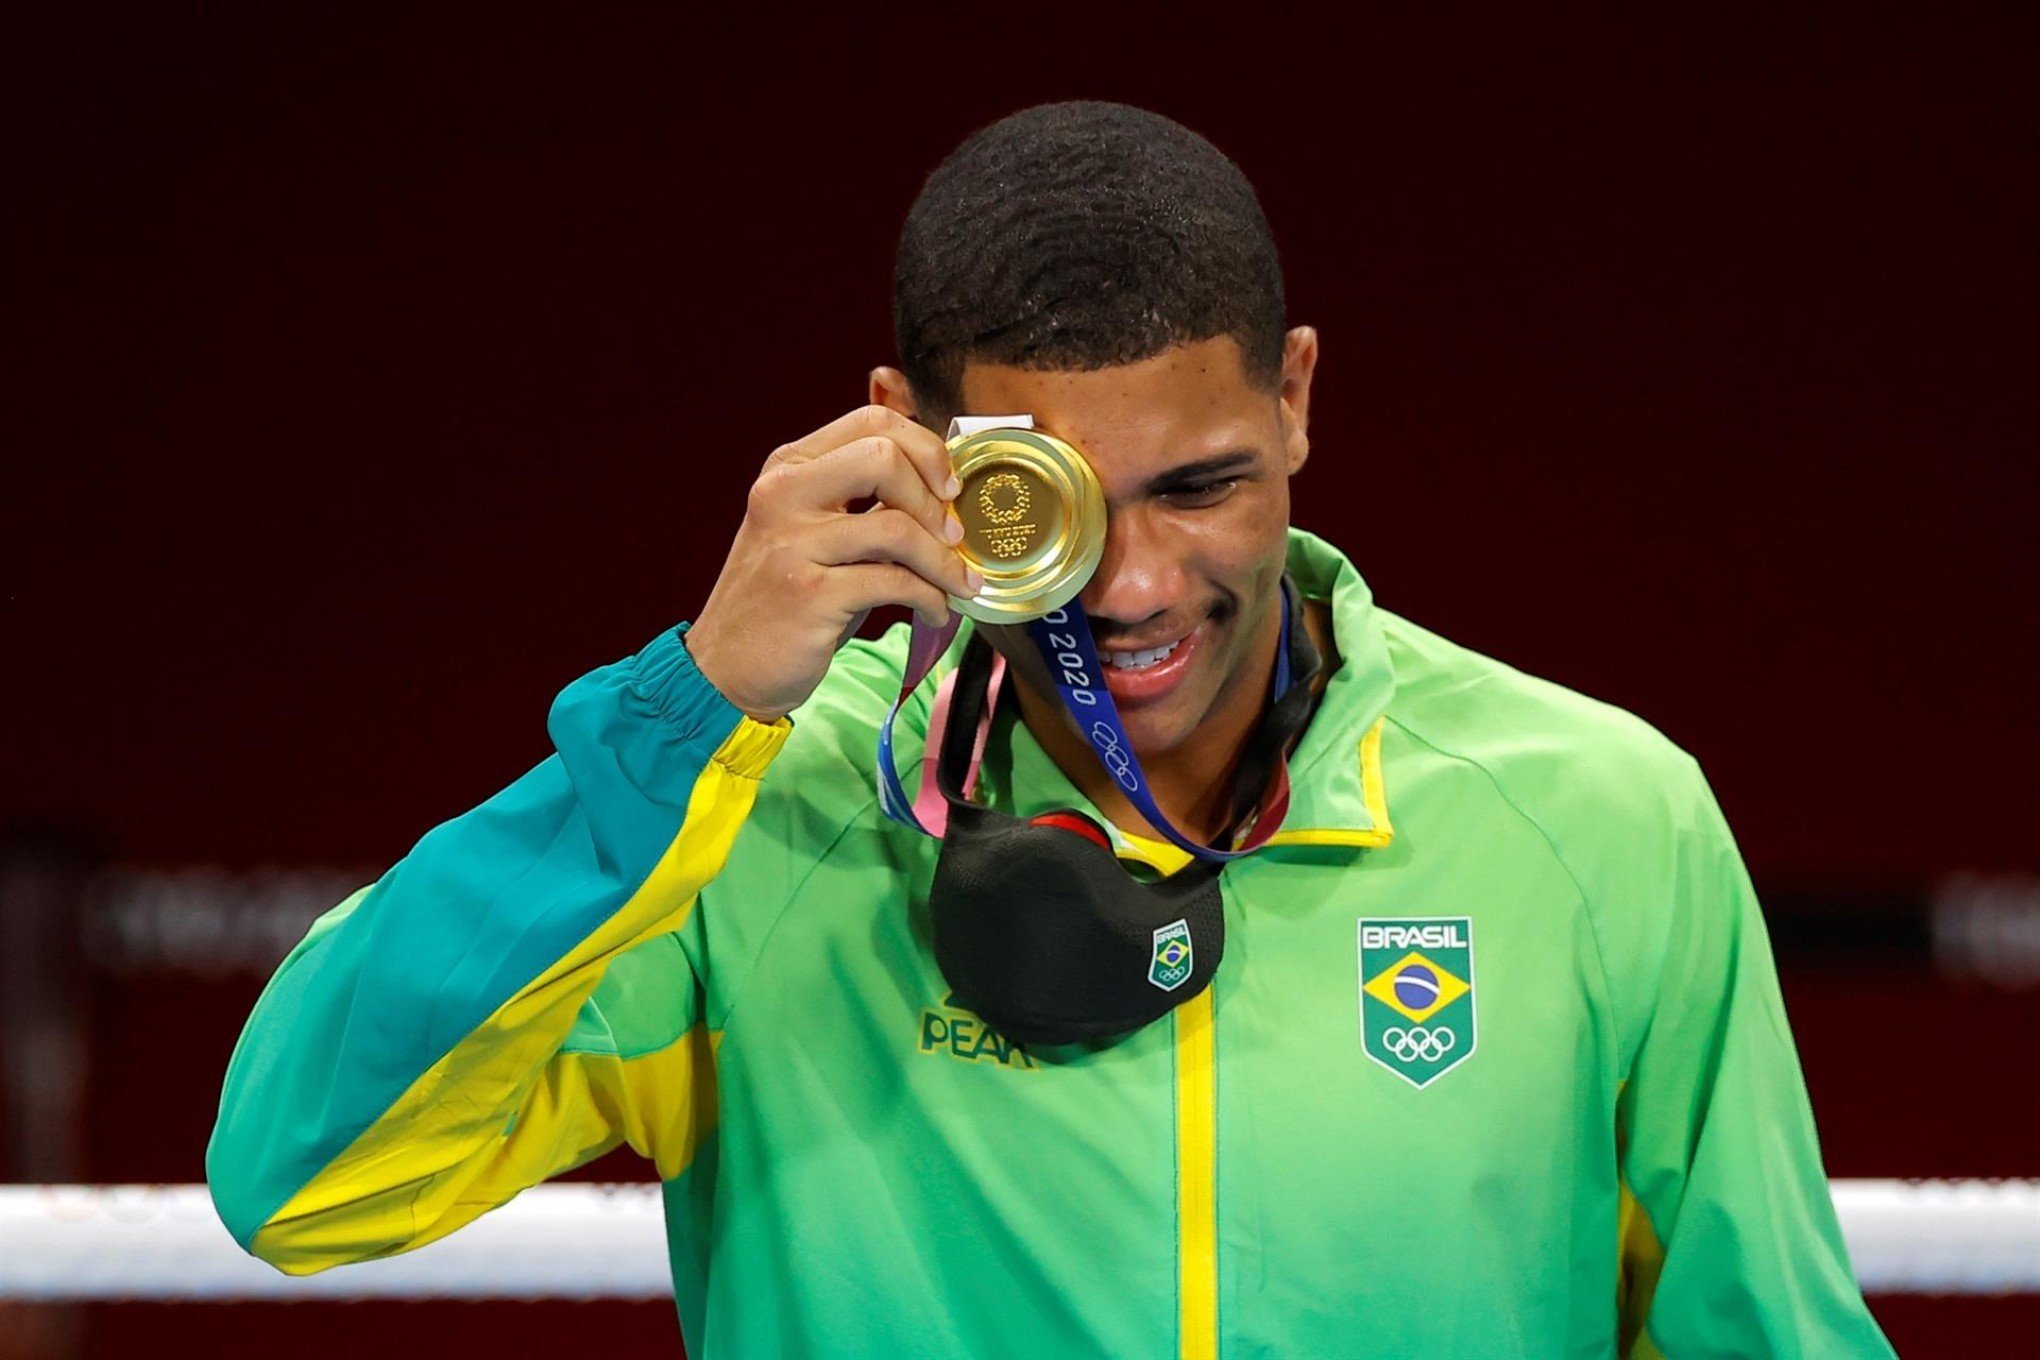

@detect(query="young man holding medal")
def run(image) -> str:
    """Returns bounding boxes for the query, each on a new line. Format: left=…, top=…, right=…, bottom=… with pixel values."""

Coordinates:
left=210, top=102, right=1893, bottom=1357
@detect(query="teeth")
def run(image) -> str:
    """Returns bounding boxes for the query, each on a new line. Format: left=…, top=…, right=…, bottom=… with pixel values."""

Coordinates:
left=1106, top=639, right=1181, bottom=670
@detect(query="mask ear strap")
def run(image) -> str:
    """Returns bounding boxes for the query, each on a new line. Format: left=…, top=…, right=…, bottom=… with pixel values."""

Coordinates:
left=934, top=633, right=1004, bottom=808
left=875, top=610, right=966, bottom=835
left=913, top=647, right=1006, bottom=832
left=1219, top=573, right=1325, bottom=849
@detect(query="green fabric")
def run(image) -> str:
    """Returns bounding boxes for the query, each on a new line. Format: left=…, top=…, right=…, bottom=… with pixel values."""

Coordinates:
left=214, top=526, right=1892, bottom=1358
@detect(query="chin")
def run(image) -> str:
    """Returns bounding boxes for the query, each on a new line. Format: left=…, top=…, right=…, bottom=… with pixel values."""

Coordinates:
left=1118, top=690, right=1208, bottom=759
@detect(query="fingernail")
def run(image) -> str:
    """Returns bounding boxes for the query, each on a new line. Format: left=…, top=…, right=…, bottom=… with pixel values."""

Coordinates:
left=965, top=569, right=984, bottom=594
left=944, top=515, right=964, bottom=544
left=942, top=474, right=961, bottom=499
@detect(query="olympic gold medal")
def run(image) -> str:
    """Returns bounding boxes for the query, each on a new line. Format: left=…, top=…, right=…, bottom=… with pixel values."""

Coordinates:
left=947, top=427, right=1105, bottom=623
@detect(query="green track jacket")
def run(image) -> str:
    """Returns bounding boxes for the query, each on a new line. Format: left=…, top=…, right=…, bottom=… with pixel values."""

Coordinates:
left=209, top=527, right=1893, bottom=1358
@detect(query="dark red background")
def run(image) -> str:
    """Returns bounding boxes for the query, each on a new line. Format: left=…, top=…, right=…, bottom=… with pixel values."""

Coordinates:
left=9, top=8, right=2035, bottom=1357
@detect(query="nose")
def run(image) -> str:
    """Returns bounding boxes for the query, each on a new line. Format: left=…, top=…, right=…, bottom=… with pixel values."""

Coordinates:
left=1080, top=504, right=1186, bottom=629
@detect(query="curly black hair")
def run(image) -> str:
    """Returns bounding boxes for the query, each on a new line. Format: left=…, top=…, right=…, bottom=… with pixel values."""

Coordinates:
left=893, top=101, right=1286, bottom=423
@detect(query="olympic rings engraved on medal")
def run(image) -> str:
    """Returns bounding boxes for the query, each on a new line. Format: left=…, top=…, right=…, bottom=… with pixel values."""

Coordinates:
left=1088, top=720, right=1141, bottom=792
left=975, top=473, right=1037, bottom=558
left=1381, top=1026, right=1457, bottom=1063
left=977, top=473, right=1031, bottom=523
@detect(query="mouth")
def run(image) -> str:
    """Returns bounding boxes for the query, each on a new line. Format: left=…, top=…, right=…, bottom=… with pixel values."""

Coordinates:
left=1103, top=637, right=1187, bottom=670
left=1098, top=618, right=1205, bottom=706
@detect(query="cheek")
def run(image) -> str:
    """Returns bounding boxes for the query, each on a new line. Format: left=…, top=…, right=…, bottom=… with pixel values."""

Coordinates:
left=1189, top=490, right=1291, bottom=597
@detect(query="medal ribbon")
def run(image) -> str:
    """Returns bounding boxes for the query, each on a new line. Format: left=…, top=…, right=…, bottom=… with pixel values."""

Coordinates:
left=875, top=590, right=1301, bottom=862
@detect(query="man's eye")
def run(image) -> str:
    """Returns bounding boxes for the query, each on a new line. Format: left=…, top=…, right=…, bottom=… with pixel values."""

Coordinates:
left=1162, top=477, right=1241, bottom=508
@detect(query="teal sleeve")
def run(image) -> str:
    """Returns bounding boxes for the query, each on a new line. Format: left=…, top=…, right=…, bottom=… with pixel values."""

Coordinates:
left=206, top=625, right=789, bottom=1270
left=1617, top=774, right=1895, bottom=1358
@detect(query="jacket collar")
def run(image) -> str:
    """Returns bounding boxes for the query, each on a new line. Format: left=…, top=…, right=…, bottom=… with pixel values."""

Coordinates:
left=977, top=526, right=1397, bottom=865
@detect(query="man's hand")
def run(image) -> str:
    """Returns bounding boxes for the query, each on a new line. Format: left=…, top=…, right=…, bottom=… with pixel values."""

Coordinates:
left=687, top=405, right=980, bottom=722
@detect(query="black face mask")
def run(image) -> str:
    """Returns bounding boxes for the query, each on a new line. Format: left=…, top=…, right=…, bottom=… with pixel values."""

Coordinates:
left=927, top=577, right=1324, bottom=1049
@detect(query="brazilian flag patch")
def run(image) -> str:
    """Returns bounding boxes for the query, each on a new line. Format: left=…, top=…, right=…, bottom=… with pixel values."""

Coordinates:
left=1149, top=919, right=1193, bottom=992
left=1358, top=917, right=1476, bottom=1088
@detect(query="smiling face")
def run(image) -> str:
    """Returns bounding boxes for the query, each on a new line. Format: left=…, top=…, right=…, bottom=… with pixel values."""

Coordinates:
left=943, top=329, right=1317, bottom=764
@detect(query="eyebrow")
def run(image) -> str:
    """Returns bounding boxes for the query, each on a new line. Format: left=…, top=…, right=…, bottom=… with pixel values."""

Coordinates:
left=1142, top=450, right=1258, bottom=494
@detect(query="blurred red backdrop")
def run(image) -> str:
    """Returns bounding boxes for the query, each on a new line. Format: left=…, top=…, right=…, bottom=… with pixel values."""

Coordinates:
left=8, top=8, right=2035, bottom=1357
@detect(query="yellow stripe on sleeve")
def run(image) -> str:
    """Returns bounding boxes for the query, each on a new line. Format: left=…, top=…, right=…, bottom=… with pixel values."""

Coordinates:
left=1617, top=1174, right=1670, bottom=1360
left=252, top=723, right=777, bottom=1273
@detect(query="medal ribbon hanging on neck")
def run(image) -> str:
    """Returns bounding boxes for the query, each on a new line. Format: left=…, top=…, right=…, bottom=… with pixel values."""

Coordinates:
left=875, top=417, right=1301, bottom=863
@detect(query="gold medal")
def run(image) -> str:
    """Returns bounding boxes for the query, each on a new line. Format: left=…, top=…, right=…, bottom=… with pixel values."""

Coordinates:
left=947, top=426, right=1106, bottom=623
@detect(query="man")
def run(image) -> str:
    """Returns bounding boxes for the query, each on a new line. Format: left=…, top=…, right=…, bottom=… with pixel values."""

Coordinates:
left=209, top=102, right=1893, bottom=1357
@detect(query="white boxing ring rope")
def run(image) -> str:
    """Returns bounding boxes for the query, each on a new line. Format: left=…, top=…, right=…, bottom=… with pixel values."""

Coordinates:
left=0, top=1181, right=2033, bottom=1301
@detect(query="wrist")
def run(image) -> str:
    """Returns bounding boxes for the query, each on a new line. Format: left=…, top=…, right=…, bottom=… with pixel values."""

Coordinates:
left=680, top=623, right=792, bottom=725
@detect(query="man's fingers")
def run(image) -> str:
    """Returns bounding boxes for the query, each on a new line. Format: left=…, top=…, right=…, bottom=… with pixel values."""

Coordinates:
left=699, top=407, right=973, bottom=721
left=827, top=561, right=957, bottom=629
left=799, top=436, right=959, bottom=539
left=812, top=507, right=981, bottom=601
left=774, top=406, right=958, bottom=501
left=875, top=414, right=961, bottom=503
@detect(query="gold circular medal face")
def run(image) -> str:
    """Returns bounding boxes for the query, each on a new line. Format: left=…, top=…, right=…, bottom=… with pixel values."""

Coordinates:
left=947, top=428, right=1105, bottom=623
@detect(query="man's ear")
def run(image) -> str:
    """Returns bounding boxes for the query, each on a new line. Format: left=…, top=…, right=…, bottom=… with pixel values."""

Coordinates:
left=869, top=366, right=918, bottom=420
left=1278, top=327, right=1319, bottom=476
